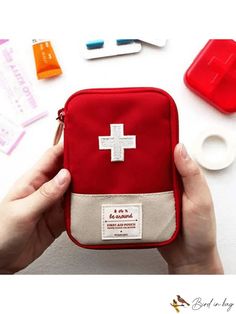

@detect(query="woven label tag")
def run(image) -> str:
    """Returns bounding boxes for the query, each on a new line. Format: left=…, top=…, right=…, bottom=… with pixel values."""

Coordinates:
left=101, top=203, right=142, bottom=240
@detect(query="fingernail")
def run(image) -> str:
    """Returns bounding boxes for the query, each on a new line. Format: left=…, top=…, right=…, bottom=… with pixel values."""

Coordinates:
left=55, top=169, right=68, bottom=185
left=180, top=144, right=190, bottom=160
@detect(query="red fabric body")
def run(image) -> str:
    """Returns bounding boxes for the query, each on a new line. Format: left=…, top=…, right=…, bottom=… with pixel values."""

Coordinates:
left=184, top=40, right=236, bottom=114
left=63, top=87, right=181, bottom=249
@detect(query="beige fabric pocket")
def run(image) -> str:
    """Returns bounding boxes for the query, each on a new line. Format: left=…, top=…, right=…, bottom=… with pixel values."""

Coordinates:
left=70, top=191, right=176, bottom=245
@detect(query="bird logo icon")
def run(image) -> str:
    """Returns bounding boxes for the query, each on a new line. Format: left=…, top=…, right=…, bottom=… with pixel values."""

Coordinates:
left=170, top=295, right=190, bottom=312
left=177, top=295, right=190, bottom=306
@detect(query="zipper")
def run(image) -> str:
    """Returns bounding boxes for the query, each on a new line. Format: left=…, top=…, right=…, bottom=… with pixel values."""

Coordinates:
left=57, top=108, right=65, bottom=123
left=53, top=108, right=65, bottom=145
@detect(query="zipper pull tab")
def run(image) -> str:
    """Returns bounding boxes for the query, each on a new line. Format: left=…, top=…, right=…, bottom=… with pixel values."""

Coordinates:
left=53, top=109, right=65, bottom=145
left=57, top=108, right=65, bottom=122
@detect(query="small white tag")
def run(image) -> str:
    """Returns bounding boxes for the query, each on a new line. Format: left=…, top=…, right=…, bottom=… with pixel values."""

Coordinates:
left=101, top=204, right=142, bottom=240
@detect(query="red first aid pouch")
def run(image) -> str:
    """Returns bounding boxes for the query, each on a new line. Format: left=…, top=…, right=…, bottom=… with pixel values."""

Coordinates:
left=59, top=87, right=181, bottom=249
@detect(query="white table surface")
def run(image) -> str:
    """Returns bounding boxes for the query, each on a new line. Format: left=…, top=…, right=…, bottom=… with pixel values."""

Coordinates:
left=0, top=39, right=235, bottom=274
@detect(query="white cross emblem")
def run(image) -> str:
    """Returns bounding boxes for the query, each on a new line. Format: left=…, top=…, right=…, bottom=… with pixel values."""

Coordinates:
left=98, top=124, right=136, bottom=162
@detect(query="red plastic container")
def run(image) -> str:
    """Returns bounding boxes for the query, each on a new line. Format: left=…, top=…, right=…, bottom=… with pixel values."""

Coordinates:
left=184, top=40, right=236, bottom=114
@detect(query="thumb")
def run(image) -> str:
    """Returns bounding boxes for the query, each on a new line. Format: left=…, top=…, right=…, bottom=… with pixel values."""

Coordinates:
left=24, top=169, right=71, bottom=219
left=174, top=143, right=211, bottom=204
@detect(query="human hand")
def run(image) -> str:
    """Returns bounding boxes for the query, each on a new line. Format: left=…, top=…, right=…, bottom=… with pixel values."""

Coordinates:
left=0, top=144, right=71, bottom=274
left=158, top=143, right=224, bottom=274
